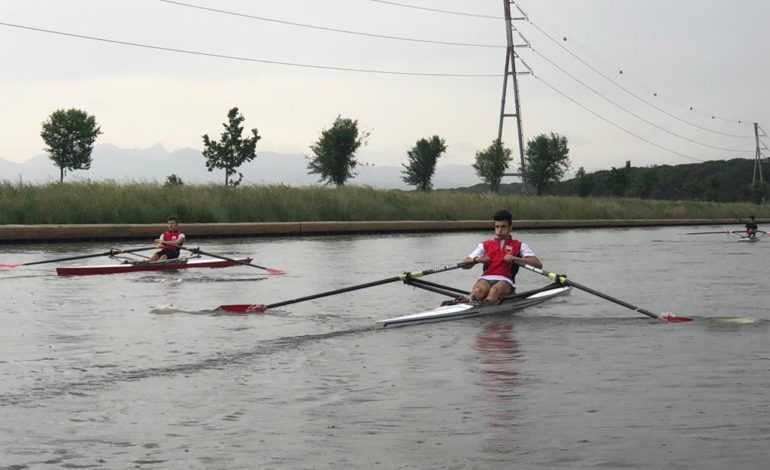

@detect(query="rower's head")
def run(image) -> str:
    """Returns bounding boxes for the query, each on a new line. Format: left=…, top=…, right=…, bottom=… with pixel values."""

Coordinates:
left=493, top=209, right=513, bottom=239
left=750, top=215, right=756, bottom=221
left=167, top=216, right=179, bottom=231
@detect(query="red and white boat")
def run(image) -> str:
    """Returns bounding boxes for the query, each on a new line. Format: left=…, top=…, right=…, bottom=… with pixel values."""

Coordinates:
left=56, top=257, right=253, bottom=276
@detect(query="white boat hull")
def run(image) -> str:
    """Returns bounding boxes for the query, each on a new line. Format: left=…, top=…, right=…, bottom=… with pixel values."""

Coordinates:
left=377, top=284, right=571, bottom=328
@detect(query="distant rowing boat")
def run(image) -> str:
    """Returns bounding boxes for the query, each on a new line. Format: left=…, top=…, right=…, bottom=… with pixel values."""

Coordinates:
left=56, top=257, right=253, bottom=276
left=377, top=283, right=571, bottom=328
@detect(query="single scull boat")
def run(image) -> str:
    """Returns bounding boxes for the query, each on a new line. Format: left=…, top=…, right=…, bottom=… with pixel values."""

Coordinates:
left=56, top=257, right=253, bottom=276
left=377, top=282, right=571, bottom=328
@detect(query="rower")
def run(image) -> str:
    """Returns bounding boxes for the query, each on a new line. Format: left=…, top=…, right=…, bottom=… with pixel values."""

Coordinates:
left=463, top=209, right=542, bottom=304
left=149, top=216, right=186, bottom=262
left=745, top=215, right=758, bottom=239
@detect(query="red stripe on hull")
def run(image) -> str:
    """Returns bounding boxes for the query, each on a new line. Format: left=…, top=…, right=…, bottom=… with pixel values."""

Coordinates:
left=56, top=257, right=252, bottom=276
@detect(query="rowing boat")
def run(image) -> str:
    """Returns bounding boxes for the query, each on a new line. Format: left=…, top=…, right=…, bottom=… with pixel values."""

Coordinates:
left=377, top=283, right=571, bottom=328
left=56, top=257, right=253, bottom=276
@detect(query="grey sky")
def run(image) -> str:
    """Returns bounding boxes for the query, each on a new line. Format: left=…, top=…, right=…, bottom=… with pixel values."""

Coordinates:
left=1, top=0, right=767, bottom=173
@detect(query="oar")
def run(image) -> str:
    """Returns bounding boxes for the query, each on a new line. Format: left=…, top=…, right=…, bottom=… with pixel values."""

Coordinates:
left=515, top=262, right=693, bottom=323
left=0, top=246, right=156, bottom=268
left=683, top=231, right=731, bottom=235
left=218, top=261, right=471, bottom=313
left=181, top=247, right=286, bottom=275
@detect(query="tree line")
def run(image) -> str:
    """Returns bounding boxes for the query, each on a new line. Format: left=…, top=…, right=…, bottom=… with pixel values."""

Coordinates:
left=35, top=107, right=571, bottom=191
left=35, top=107, right=768, bottom=204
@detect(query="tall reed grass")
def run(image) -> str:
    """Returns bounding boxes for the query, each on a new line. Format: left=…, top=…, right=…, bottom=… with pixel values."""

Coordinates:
left=0, top=181, right=766, bottom=224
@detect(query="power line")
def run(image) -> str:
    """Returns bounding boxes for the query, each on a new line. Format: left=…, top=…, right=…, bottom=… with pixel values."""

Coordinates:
left=158, top=0, right=504, bottom=48
left=516, top=3, right=753, bottom=138
left=534, top=75, right=707, bottom=163
left=362, top=0, right=502, bottom=20
left=0, top=21, right=499, bottom=77
left=529, top=48, right=753, bottom=153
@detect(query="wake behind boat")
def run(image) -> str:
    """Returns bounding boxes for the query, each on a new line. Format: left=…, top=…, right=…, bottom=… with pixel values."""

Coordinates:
left=377, top=283, right=571, bottom=328
left=56, top=256, right=253, bottom=276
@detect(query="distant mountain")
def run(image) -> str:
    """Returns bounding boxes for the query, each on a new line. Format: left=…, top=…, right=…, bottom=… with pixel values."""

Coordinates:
left=0, top=144, right=487, bottom=189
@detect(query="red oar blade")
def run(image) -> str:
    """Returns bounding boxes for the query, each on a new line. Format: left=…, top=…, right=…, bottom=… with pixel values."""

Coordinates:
left=0, top=264, right=20, bottom=268
left=660, top=312, right=694, bottom=322
left=218, top=304, right=268, bottom=314
left=265, top=267, right=286, bottom=275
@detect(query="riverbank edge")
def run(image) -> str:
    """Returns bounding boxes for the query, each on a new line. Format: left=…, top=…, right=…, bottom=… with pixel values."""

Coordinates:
left=0, top=218, right=755, bottom=243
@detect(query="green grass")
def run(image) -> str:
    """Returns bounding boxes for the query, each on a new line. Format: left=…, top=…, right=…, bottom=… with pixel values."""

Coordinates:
left=0, top=181, right=767, bottom=224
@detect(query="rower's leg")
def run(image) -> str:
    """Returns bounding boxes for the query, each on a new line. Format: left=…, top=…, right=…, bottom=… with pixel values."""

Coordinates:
left=486, top=282, right=513, bottom=303
left=470, top=279, right=491, bottom=302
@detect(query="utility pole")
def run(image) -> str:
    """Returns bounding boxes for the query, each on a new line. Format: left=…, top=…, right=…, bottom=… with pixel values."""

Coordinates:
left=752, top=122, right=767, bottom=204
left=498, top=0, right=531, bottom=193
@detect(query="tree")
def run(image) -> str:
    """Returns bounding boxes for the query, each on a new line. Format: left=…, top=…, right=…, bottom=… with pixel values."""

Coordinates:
left=307, top=116, right=369, bottom=186
left=401, top=135, right=447, bottom=190
left=472, top=140, right=512, bottom=193
left=40, top=108, right=102, bottom=183
left=202, top=107, right=261, bottom=187
left=575, top=166, right=594, bottom=197
left=608, top=160, right=632, bottom=197
left=523, top=133, right=570, bottom=195
left=164, top=174, right=184, bottom=187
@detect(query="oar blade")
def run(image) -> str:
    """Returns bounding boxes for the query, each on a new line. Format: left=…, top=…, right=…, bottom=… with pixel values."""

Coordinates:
left=265, top=267, right=287, bottom=275
left=218, top=303, right=268, bottom=314
left=0, top=263, right=20, bottom=268
left=660, top=312, right=694, bottom=322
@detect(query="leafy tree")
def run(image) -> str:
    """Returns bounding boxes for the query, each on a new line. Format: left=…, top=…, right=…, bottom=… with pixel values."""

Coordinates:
left=202, top=107, right=261, bottom=187
left=608, top=160, right=632, bottom=196
left=472, top=140, right=513, bottom=193
left=523, top=133, right=570, bottom=195
left=307, top=116, right=369, bottom=186
left=575, top=166, right=594, bottom=197
left=40, top=108, right=102, bottom=183
left=401, top=135, right=447, bottom=190
left=631, top=168, right=658, bottom=199
left=164, top=174, right=184, bottom=187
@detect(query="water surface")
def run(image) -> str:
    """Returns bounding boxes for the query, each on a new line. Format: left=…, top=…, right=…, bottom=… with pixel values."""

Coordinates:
left=1, top=227, right=768, bottom=469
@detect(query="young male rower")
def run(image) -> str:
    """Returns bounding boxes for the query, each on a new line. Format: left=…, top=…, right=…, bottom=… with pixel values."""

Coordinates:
left=149, top=216, right=185, bottom=262
left=745, top=215, right=758, bottom=239
left=463, top=209, right=542, bottom=304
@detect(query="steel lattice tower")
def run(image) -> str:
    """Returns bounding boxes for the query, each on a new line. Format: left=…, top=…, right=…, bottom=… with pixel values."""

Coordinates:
left=498, top=1, right=531, bottom=193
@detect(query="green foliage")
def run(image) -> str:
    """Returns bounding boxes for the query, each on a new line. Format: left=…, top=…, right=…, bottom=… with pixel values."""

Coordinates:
left=401, top=135, right=447, bottom=191
left=0, top=181, right=769, bottom=224
left=554, top=158, right=767, bottom=203
left=202, top=107, right=261, bottom=187
left=307, top=116, right=369, bottom=186
left=40, top=108, right=102, bottom=183
left=607, top=161, right=632, bottom=197
left=575, top=167, right=593, bottom=197
left=164, top=174, right=184, bottom=187
left=472, top=140, right=513, bottom=193
left=523, top=133, right=571, bottom=195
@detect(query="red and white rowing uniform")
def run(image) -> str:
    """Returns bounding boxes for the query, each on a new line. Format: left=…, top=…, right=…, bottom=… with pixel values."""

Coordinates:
left=467, top=236, right=535, bottom=288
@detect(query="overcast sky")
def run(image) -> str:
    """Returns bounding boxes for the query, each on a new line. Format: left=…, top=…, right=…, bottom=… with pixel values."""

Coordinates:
left=1, top=0, right=768, bottom=173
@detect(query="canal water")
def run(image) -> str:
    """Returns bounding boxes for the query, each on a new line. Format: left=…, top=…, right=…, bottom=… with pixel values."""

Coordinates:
left=1, top=226, right=768, bottom=469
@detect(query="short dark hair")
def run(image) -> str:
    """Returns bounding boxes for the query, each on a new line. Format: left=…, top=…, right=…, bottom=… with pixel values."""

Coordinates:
left=493, top=209, right=513, bottom=225
left=167, top=216, right=178, bottom=223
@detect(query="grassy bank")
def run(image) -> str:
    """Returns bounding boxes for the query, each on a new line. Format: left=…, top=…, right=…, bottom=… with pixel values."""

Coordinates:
left=0, top=181, right=768, bottom=224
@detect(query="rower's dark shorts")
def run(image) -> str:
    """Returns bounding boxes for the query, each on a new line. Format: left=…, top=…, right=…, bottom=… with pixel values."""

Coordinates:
left=483, top=279, right=515, bottom=295
left=156, top=249, right=180, bottom=259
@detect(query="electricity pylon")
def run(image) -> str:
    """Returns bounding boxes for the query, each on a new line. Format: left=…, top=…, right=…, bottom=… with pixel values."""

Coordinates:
left=498, top=0, right=532, bottom=193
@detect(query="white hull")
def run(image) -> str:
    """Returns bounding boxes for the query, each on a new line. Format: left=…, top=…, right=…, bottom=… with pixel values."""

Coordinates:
left=377, top=284, right=571, bottom=328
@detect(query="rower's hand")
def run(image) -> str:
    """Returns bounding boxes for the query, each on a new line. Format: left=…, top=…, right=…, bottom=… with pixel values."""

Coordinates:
left=462, top=257, right=475, bottom=269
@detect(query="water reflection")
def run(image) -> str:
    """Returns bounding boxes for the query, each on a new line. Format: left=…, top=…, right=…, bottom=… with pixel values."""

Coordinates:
left=474, top=317, right=522, bottom=456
